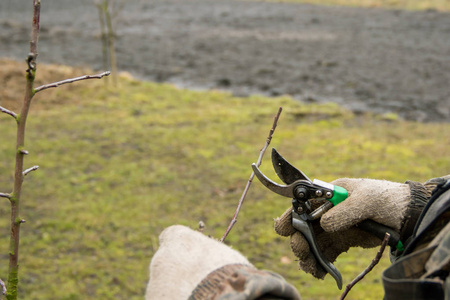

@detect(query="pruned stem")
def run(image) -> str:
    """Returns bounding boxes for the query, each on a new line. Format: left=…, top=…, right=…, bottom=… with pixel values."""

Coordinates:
left=34, top=71, right=110, bottom=93
left=0, top=106, right=18, bottom=120
left=29, top=1, right=40, bottom=56
left=220, top=107, right=283, bottom=242
left=340, top=233, right=391, bottom=300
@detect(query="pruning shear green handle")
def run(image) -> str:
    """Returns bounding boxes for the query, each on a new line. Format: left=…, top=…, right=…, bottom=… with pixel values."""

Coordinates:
left=252, top=148, right=402, bottom=290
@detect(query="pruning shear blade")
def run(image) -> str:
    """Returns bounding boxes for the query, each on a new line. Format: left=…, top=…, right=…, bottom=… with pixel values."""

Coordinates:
left=251, top=163, right=300, bottom=198
left=253, top=148, right=344, bottom=289
left=272, top=148, right=310, bottom=184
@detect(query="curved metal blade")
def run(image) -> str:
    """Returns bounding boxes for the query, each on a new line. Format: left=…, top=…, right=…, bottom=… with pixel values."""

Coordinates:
left=272, top=148, right=310, bottom=184
left=252, top=163, right=297, bottom=198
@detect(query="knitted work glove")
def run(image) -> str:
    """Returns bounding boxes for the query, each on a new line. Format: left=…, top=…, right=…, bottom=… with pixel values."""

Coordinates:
left=146, top=225, right=251, bottom=300
left=146, top=225, right=300, bottom=300
left=274, top=178, right=425, bottom=279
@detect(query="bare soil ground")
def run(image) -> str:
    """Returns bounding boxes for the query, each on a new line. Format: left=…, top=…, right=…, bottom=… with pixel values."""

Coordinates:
left=1, top=0, right=449, bottom=122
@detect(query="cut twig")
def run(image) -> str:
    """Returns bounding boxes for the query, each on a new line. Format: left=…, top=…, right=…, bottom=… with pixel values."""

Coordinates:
left=198, top=221, right=205, bottom=233
left=220, top=107, right=283, bottom=242
left=0, top=106, right=18, bottom=120
left=23, top=166, right=39, bottom=177
left=34, top=71, right=111, bottom=93
left=340, top=233, right=391, bottom=300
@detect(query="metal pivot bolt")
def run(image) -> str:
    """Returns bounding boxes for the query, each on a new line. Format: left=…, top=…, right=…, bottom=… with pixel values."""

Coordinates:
left=294, top=187, right=308, bottom=199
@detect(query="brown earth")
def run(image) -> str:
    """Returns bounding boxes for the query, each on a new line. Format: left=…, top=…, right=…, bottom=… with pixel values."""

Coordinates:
left=1, top=0, right=449, bottom=122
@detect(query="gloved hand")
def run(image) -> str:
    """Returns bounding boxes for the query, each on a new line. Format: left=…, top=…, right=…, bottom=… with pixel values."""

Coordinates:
left=146, top=225, right=301, bottom=300
left=145, top=225, right=251, bottom=299
left=274, top=178, right=419, bottom=279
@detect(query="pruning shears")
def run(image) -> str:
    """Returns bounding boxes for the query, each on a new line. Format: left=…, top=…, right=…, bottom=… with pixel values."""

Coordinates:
left=252, top=148, right=403, bottom=289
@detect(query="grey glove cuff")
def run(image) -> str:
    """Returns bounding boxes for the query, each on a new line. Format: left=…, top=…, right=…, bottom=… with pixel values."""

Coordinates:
left=188, top=264, right=301, bottom=300
left=398, top=181, right=431, bottom=249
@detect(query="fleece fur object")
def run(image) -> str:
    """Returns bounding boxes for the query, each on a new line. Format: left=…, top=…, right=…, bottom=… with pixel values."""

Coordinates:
left=274, top=178, right=413, bottom=279
left=145, top=225, right=252, bottom=300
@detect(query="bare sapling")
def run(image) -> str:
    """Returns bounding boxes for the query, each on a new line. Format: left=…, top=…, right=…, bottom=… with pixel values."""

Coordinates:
left=0, top=1, right=109, bottom=299
left=94, top=0, right=124, bottom=87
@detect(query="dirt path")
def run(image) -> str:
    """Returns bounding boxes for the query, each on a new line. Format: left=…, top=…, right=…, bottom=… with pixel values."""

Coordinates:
left=1, top=0, right=449, bottom=122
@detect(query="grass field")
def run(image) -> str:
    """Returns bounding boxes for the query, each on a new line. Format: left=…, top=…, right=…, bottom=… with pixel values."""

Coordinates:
left=0, top=59, right=449, bottom=299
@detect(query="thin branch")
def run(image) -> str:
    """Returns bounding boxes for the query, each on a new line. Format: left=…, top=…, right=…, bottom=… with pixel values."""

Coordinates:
left=220, top=107, right=283, bottom=242
left=0, top=106, right=18, bottom=120
left=340, top=233, right=391, bottom=300
left=34, top=71, right=111, bottom=93
left=0, top=193, right=11, bottom=200
left=23, top=166, right=39, bottom=177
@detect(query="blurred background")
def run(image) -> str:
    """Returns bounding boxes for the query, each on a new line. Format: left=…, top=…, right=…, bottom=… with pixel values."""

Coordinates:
left=1, top=0, right=449, bottom=121
left=0, top=0, right=449, bottom=299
